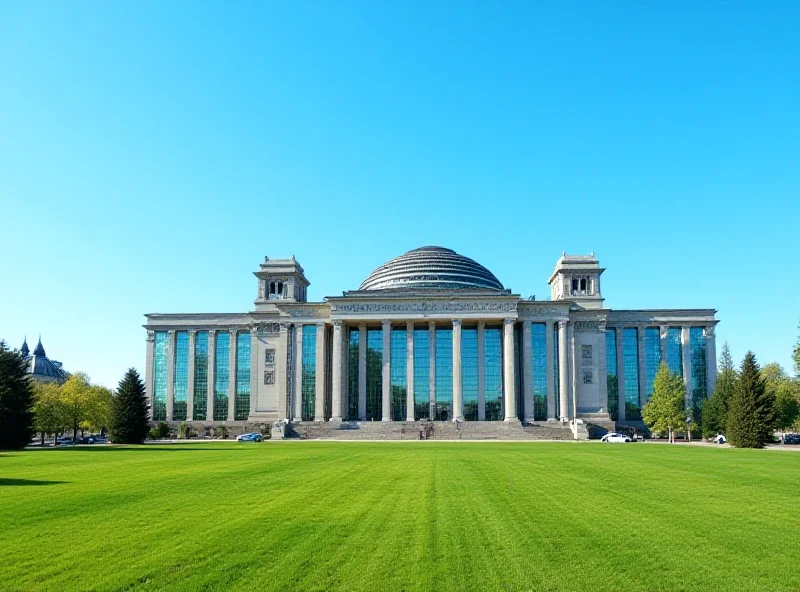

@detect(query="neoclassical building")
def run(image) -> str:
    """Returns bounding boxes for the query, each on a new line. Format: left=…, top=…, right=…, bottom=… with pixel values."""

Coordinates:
left=143, top=247, right=717, bottom=436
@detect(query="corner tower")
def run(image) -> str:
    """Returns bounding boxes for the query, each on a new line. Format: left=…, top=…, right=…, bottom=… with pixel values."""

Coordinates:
left=548, top=252, right=605, bottom=309
left=254, top=256, right=310, bottom=306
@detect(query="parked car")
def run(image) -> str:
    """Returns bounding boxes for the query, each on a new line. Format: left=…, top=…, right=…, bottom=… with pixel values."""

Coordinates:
left=74, top=435, right=108, bottom=445
left=56, top=436, right=75, bottom=446
left=783, top=434, right=800, bottom=445
left=236, top=433, right=263, bottom=442
left=601, top=433, right=631, bottom=443
left=713, top=434, right=727, bottom=444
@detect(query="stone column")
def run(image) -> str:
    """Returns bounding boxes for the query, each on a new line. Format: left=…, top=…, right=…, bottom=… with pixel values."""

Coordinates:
left=331, top=321, right=343, bottom=421
left=615, top=327, right=625, bottom=421
left=249, top=326, right=258, bottom=420
left=599, top=326, right=608, bottom=415
left=569, top=323, right=577, bottom=420
left=341, top=324, right=348, bottom=419
left=166, top=330, right=175, bottom=422
left=545, top=320, right=556, bottom=420
left=522, top=320, right=533, bottom=422
left=228, top=329, right=237, bottom=421
left=207, top=330, right=216, bottom=422
left=558, top=321, right=569, bottom=421
left=681, top=326, right=692, bottom=410
left=358, top=324, right=367, bottom=420
left=406, top=322, right=415, bottom=422
left=452, top=319, right=463, bottom=421
left=503, top=318, right=517, bottom=422
left=145, top=330, right=155, bottom=420
left=295, top=324, right=304, bottom=421
left=314, top=323, right=326, bottom=421
left=706, top=325, right=717, bottom=397
left=637, top=326, right=646, bottom=408
left=429, top=322, right=436, bottom=419
left=187, top=330, right=196, bottom=422
left=277, top=323, right=289, bottom=420
left=477, top=321, right=486, bottom=421
left=381, top=320, right=391, bottom=421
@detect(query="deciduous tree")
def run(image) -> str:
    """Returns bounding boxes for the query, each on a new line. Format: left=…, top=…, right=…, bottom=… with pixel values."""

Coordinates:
left=642, top=363, right=686, bottom=443
left=32, top=382, right=68, bottom=445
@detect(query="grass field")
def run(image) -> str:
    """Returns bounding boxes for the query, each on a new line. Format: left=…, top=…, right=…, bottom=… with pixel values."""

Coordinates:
left=2, top=442, right=799, bottom=592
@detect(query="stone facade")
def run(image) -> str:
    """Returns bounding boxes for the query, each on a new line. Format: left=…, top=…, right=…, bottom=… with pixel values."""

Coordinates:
left=143, top=248, right=718, bottom=435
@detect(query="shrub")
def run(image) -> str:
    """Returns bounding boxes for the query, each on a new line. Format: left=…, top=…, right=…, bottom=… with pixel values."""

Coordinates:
left=177, top=422, right=192, bottom=439
left=217, top=425, right=229, bottom=439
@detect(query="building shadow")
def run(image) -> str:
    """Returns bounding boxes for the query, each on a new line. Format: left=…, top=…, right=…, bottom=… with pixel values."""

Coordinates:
left=0, top=478, right=66, bottom=487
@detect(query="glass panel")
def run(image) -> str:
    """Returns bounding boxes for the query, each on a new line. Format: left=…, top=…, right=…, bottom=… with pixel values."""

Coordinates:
left=213, top=332, right=230, bottom=421
left=434, top=328, right=452, bottom=420
left=531, top=324, right=547, bottom=421
left=235, top=331, right=251, bottom=420
left=301, top=328, right=316, bottom=421
left=462, top=328, right=478, bottom=421
left=347, top=328, right=359, bottom=420
left=152, top=332, right=168, bottom=421
left=172, top=331, right=189, bottom=422
left=484, top=327, right=503, bottom=421
left=644, top=327, right=662, bottom=402
left=193, top=331, right=209, bottom=421
left=366, top=329, right=382, bottom=420
left=413, top=329, right=430, bottom=420
left=666, top=327, right=683, bottom=376
left=690, top=327, right=707, bottom=411
left=622, top=328, right=640, bottom=421
left=605, top=330, right=618, bottom=421
left=390, top=329, right=407, bottom=421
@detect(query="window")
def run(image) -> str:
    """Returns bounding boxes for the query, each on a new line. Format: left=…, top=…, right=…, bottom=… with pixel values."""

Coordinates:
left=666, top=328, right=682, bottom=377
left=234, top=331, right=250, bottom=420
left=606, top=330, right=618, bottom=420
left=366, top=329, right=382, bottom=420
left=213, top=332, right=230, bottom=421
left=531, top=324, right=547, bottom=421
left=690, top=327, right=707, bottom=411
left=390, top=329, right=407, bottom=421
left=173, top=332, right=189, bottom=421
left=347, top=328, right=359, bottom=420
left=434, top=328, right=453, bottom=420
left=462, top=328, right=478, bottom=421
left=193, top=331, right=209, bottom=420
left=644, top=327, right=661, bottom=402
left=153, top=332, right=168, bottom=421
left=622, top=328, right=640, bottom=420
left=413, top=329, right=430, bottom=420
left=301, top=328, right=316, bottom=421
left=485, top=327, right=503, bottom=421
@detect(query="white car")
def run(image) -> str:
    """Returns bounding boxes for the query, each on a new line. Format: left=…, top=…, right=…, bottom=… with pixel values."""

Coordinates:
left=713, top=434, right=726, bottom=444
left=601, top=433, right=631, bottom=443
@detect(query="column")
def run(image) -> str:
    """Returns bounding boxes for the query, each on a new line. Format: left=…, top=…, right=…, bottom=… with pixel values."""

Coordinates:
left=429, top=322, right=436, bottom=419
left=615, top=327, right=625, bottom=421
left=331, top=321, right=343, bottom=421
left=145, top=331, right=155, bottom=420
left=452, top=319, right=463, bottom=421
left=381, top=320, right=391, bottom=421
left=295, top=324, right=304, bottom=420
left=166, top=330, right=175, bottom=422
left=406, top=322, right=415, bottom=422
left=522, top=320, right=533, bottom=422
left=358, top=324, right=367, bottom=420
left=706, top=325, right=717, bottom=397
left=315, top=323, right=326, bottom=421
left=637, top=326, right=646, bottom=409
left=681, top=326, right=692, bottom=410
left=206, top=330, right=216, bottom=422
left=545, top=320, right=556, bottom=420
left=277, top=323, right=289, bottom=420
left=249, top=326, right=258, bottom=418
left=569, top=322, right=577, bottom=420
left=503, top=318, right=517, bottom=422
left=558, top=321, right=569, bottom=421
left=477, top=321, right=486, bottom=421
left=228, top=329, right=237, bottom=421
left=187, top=330, right=196, bottom=422
left=340, top=324, right=348, bottom=419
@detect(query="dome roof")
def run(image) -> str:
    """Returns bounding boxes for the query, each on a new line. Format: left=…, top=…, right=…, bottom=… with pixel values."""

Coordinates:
left=359, top=246, right=505, bottom=291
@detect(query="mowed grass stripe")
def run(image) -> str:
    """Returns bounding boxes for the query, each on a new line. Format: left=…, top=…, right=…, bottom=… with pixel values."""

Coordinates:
left=1, top=442, right=799, bottom=591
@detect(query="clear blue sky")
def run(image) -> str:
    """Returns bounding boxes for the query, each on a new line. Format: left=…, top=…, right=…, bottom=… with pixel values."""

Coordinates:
left=1, top=1, right=798, bottom=387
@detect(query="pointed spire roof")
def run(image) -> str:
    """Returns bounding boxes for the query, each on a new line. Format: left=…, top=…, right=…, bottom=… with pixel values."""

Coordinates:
left=20, top=337, right=29, bottom=357
left=33, top=336, right=46, bottom=357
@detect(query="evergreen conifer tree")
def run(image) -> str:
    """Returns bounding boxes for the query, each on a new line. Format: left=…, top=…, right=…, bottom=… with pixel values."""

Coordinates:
left=109, top=368, right=150, bottom=444
left=727, top=351, right=774, bottom=448
left=0, top=340, right=35, bottom=449
left=701, top=342, right=737, bottom=437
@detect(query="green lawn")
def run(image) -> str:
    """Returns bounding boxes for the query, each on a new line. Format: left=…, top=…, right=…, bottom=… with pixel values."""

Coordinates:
left=2, top=442, right=799, bottom=592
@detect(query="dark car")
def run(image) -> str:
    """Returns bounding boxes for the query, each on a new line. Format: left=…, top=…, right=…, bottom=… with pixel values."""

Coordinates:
left=783, top=434, right=800, bottom=445
left=74, top=435, right=108, bottom=445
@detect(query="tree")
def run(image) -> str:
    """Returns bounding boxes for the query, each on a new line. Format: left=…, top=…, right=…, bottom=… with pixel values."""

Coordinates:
left=0, top=340, right=35, bottom=449
left=32, top=382, right=68, bottom=445
left=109, top=368, right=150, bottom=444
left=60, top=372, right=95, bottom=441
left=793, top=322, right=800, bottom=378
left=727, top=352, right=774, bottom=448
left=642, top=363, right=686, bottom=443
left=84, top=385, right=113, bottom=435
left=701, top=342, right=737, bottom=438
left=774, top=386, right=799, bottom=443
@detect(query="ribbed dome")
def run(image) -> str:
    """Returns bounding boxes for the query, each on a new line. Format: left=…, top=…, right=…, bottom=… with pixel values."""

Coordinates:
left=359, top=246, right=504, bottom=291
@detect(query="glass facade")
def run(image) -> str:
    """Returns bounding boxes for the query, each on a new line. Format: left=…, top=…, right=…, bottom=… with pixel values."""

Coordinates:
left=390, top=329, right=407, bottom=421
left=485, top=327, right=503, bottom=420
left=213, top=332, right=230, bottom=421
left=235, top=331, right=251, bottom=420
left=347, top=328, right=359, bottom=420
left=301, top=328, right=317, bottom=421
left=666, top=327, right=683, bottom=377
left=434, top=328, right=453, bottom=420
left=462, top=328, right=479, bottom=421
left=413, top=329, right=430, bottom=420
left=152, top=332, right=168, bottom=421
left=366, top=329, right=382, bottom=420
left=689, top=327, right=707, bottom=410
left=622, top=328, right=640, bottom=421
left=605, top=329, right=618, bottom=421
left=553, top=324, right=560, bottom=419
left=172, top=331, right=189, bottom=421
left=531, top=324, right=547, bottom=421
left=644, top=327, right=662, bottom=402
left=193, top=331, right=209, bottom=420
